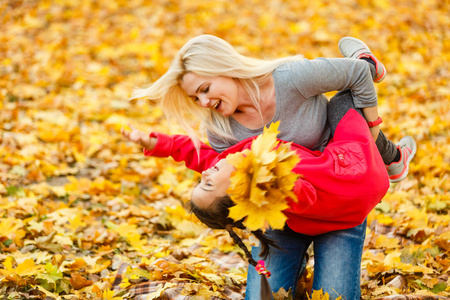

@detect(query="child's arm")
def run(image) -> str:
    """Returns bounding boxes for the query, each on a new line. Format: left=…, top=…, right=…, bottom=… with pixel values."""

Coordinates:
left=285, top=178, right=317, bottom=214
left=121, top=124, right=156, bottom=150
left=121, top=125, right=219, bottom=173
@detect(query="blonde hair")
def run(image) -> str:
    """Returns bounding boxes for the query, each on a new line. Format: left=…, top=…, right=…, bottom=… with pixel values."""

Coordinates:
left=132, top=34, right=303, bottom=143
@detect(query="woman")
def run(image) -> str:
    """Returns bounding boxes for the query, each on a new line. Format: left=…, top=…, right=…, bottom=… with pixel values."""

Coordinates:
left=132, top=35, right=415, bottom=182
left=130, top=35, right=416, bottom=299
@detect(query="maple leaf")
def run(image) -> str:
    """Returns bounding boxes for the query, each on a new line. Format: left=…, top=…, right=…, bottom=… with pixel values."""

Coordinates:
left=67, top=213, right=87, bottom=232
left=0, top=217, right=26, bottom=247
left=102, top=289, right=123, bottom=300
left=36, top=262, right=71, bottom=294
left=0, top=257, right=43, bottom=283
left=226, top=122, right=300, bottom=231
left=0, top=218, right=22, bottom=238
left=308, top=289, right=342, bottom=300
left=39, top=262, right=63, bottom=285
left=273, top=287, right=293, bottom=300
left=0, top=257, right=16, bottom=277
left=13, top=258, right=43, bottom=277
left=250, top=122, right=280, bottom=157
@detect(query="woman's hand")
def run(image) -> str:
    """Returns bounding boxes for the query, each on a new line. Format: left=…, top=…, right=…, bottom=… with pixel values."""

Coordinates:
left=121, top=124, right=157, bottom=151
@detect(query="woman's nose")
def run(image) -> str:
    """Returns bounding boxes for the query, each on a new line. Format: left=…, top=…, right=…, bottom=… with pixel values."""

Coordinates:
left=198, top=95, right=210, bottom=107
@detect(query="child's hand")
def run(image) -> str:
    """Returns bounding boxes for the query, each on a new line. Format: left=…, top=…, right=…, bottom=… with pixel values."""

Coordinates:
left=121, top=124, right=156, bottom=150
left=121, top=124, right=145, bottom=143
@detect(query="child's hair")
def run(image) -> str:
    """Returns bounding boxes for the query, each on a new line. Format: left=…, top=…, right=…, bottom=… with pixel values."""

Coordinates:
left=187, top=195, right=281, bottom=299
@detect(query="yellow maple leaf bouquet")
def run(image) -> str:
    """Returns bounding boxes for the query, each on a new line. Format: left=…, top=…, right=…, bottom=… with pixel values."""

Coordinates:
left=226, top=121, right=300, bottom=232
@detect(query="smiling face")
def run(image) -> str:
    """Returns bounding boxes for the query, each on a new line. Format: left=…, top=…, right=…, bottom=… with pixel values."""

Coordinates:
left=180, top=73, right=239, bottom=117
left=191, top=159, right=236, bottom=208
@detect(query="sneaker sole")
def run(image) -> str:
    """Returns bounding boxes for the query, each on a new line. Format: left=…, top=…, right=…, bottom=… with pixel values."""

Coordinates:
left=373, top=66, right=386, bottom=83
left=338, top=37, right=371, bottom=58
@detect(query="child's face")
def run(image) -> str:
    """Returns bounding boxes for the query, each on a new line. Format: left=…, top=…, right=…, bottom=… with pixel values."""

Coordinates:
left=192, top=159, right=235, bottom=208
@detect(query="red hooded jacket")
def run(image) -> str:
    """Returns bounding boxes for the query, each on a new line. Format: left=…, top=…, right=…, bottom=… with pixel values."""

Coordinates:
left=144, top=109, right=389, bottom=235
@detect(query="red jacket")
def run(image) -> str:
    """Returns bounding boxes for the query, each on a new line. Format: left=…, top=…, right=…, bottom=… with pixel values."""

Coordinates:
left=144, top=109, right=389, bottom=235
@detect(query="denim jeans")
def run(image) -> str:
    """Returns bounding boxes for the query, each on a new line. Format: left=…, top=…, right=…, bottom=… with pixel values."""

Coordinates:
left=244, top=219, right=367, bottom=300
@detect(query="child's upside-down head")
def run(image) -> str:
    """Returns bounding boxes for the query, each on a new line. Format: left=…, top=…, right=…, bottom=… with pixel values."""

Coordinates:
left=191, top=158, right=235, bottom=209
left=187, top=158, right=279, bottom=264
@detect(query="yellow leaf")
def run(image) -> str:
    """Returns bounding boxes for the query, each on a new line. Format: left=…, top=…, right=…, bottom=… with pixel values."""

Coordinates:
left=146, top=282, right=177, bottom=300
left=67, top=214, right=87, bottom=232
left=406, top=209, right=429, bottom=228
left=0, top=256, right=15, bottom=276
left=228, top=205, right=250, bottom=224
left=87, top=258, right=111, bottom=274
left=102, top=289, right=123, bottom=300
left=250, top=121, right=280, bottom=157
left=34, top=285, right=59, bottom=298
left=110, top=222, right=138, bottom=238
left=226, top=122, right=299, bottom=231
left=202, top=272, right=224, bottom=285
left=228, top=190, right=289, bottom=231
left=16, top=259, right=40, bottom=276
left=253, top=164, right=273, bottom=186
left=1, top=258, right=43, bottom=277
left=247, top=206, right=287, bottom=231
left=308, top=288, right=342, bottom=300
left=375, top=235, right=400, bottom=249
left=384, top=251, right=401, bottom=266
left=0, top=217, right=21, bottom=233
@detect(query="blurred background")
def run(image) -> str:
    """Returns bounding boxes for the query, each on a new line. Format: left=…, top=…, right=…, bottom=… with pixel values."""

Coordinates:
left=0, top=0, right=449, bottom=299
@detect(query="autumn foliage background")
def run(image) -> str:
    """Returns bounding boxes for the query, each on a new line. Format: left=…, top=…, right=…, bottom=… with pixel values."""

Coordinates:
left=0, top=0, right=449, bottom=299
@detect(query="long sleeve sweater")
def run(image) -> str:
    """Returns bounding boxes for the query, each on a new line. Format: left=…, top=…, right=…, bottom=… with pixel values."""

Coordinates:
left=208, top=58, right=377, bottom=153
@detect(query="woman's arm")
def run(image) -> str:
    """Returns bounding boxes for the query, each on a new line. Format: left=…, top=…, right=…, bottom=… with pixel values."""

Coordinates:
left=291, top=58, right=377, bottom=105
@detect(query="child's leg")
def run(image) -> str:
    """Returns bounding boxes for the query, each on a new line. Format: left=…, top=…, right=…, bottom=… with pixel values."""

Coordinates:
left=327, top=89, right=397, bottom=165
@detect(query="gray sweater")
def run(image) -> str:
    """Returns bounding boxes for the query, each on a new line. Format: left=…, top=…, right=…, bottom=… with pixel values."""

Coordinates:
left=208, top=57, right=377, bottom=153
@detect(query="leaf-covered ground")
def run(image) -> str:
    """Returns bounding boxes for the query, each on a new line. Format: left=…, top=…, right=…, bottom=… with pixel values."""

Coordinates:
left=0, top=0, right=449, bottom=299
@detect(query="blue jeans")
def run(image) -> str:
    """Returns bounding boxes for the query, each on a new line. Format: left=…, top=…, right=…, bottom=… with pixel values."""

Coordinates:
left=245, top=219, right=367, bottom=300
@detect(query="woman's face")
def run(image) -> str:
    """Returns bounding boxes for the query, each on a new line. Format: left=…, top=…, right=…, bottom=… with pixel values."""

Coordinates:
left=180, top=73, right=239, bottom=117
left=191, top=159, right=235, bottom=208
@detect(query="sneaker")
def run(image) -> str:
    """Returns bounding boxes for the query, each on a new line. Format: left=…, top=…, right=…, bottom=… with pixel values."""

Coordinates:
left=386, top=136, right=417, bottom=183
left=338, top=36, right=386, bottom=83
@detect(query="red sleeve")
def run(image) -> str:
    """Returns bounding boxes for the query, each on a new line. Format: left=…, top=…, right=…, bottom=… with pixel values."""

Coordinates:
left=285, top=178, right=317, bottom=214
left=142, top=133, right=219, bottom=173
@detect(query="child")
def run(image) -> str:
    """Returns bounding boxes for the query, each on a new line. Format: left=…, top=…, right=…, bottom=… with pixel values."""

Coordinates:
left=121, top=109, right=390, bottom=298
